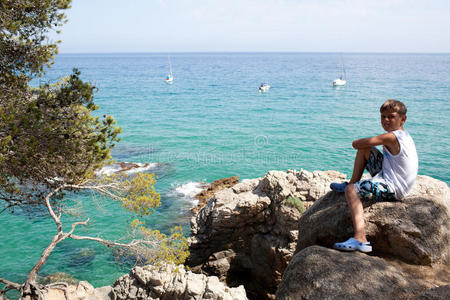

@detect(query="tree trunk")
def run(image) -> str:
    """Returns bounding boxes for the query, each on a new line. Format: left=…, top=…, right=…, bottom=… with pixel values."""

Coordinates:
left=22, top=232, right=64, bottom=299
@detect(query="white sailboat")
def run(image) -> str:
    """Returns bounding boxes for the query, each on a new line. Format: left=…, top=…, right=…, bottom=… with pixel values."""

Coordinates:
left=164, top=55, right=174, bottom=84
left=259, top=83, right=270, bottom=93
left=333, top=54, right=346, bottom=86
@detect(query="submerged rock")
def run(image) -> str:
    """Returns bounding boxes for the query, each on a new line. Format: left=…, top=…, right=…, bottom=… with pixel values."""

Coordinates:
left=38, top=272, right=79, bottom=285
left=95, top=161, right=158, bottom=176
left=67, top=247, right=96, bottom=267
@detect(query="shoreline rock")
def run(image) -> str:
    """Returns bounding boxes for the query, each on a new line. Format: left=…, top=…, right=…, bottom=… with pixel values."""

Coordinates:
left=192, top=176, right=240, bottom=214
left=188, top=169, right=345, bottom=299
left=295, top=175, right=450, bottom=265
left=276, top=246, right=428, bottom=300
left=188, top=170, right=449, bottom=299
left=112, top=264, right=247, bottom=300
left=42, top=281, right=113, bottom=300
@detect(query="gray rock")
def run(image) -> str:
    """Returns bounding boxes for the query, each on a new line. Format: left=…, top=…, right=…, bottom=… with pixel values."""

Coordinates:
left=276, top=246, right=426, bottom=300
left=112, top=263, right=247, bottom=300
left=90, top=286, right=116, bottom=300
left=295, top=175, right=450, bottom=265
left=188, top=169, right=341, bottom=299
left=276, top=174, right=449, bottom=299
left=43, top=281, right=115, bottom=300
left=189, top=170, right=449, bottom=299
left=415, top=285, right=450, bottom=300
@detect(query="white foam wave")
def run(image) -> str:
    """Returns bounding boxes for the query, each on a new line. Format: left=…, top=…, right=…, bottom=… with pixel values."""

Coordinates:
left=167, top=181, right=207, bottom=207
left=95, top=162, right=159, bottom=176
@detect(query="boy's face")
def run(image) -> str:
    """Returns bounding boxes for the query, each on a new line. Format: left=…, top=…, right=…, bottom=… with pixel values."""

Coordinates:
left=380, top=110, right=406, bottom=132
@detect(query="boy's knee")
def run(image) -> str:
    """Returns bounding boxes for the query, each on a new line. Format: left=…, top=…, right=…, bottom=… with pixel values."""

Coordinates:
left=345, top=183, right=361, bottom=203
left=345, top=183, right=354, bottom=194
left=357, top=147, right=372, bottom=160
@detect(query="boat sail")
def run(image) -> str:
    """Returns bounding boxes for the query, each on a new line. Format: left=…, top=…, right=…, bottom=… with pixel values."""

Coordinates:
left=333, top=54, right=346, bottom=86
left=164, top=55, right=174, bottom=84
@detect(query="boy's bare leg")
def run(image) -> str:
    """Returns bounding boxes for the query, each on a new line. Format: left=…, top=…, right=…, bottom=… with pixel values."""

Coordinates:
left=349, top=147, right=371, bottom=183
left=345, top=183, right=367, bottom=242
left=345, top=147, right=371, bottom=243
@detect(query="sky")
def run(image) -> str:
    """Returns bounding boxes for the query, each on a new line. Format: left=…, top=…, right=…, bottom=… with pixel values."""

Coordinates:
left=55, top=0, right=450, bottom=53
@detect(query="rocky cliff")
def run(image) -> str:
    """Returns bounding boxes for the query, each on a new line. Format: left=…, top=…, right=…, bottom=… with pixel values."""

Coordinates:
left=188, top=169, right=450, bottom=300
left=187, top=169, right=346, bottom=299
left=277, top=174, right=450, bottom=300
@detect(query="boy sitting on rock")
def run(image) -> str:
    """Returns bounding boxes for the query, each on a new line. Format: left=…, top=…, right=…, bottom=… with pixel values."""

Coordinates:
left=331, top=99, right=418, bottom=253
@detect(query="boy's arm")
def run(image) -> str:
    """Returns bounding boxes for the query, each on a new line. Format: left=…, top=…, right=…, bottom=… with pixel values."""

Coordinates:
left=352, top=132, right=400, bottom=154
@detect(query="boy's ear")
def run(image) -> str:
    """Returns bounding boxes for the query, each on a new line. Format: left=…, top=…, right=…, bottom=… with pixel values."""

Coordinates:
left=401, top=115, right=407, bottom=124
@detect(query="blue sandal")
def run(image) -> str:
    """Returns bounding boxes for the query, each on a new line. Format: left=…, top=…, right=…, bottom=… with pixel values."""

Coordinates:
left=333, top=238, right=372, bottom=253
left=330, top=182, right=348, bottom=192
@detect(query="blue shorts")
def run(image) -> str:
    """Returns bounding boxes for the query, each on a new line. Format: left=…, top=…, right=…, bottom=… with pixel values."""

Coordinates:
left=354, top=148, right=396, bottom=201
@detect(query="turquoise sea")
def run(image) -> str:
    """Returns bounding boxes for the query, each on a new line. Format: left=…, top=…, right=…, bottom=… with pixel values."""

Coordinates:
left=1, top=53, right=449, bottom=288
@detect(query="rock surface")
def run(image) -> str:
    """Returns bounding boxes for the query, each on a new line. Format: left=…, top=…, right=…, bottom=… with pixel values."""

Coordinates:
left=42, top=281, right=114, bottom=300
left=295, top=175, right=450, bottom=265
left=189, top=169, right=449, bottom=299
left=192, top=176, right=240, bottom=214
left=188, top=169, right=344, bottom=299
left=415, top=285, right=450, bottom=300
left=277, top=174, right=449, bottom=299
left=112, top=263, right=247, bottom=300
left=38, top=169, right=450, bottom=300
left=276, top=246, right=428, bottom=300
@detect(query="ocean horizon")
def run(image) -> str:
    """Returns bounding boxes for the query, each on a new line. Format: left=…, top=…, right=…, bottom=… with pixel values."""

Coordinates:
left=58, top=51, right=450, bottom=54
left=1, top=52, right=449, bottom=287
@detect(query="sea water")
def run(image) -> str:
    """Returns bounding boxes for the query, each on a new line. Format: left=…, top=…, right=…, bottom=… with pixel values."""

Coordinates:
left=1, top=53, right=449, bottom=287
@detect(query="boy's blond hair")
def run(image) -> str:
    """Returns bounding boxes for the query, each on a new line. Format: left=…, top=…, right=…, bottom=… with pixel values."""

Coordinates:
left=380, top=99, right=407, bottom=116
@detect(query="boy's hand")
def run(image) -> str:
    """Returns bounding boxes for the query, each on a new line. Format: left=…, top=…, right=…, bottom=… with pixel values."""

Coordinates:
left=352, top=133, right=400, bottom=155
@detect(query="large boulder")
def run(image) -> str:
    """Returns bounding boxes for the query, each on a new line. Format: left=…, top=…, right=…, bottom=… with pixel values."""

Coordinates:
left=276, top=246, right=429, bottom=300
left=112, top=264, right=247, bottom=300
left=188, top=169, right=344, bottom=299
left=276, top=174, right=450, bottom=299
left=415, top=285, right=450, bottom=300
left=295, top=175, right=450, bottom=265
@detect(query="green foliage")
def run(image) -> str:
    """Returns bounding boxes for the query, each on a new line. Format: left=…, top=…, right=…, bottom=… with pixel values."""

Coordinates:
left=0, top=68, right=122, bottom=207
left=0, top=3, right=189, bottom=296
left=1, top=0, right=122, bottom=208
left=129, top=220, right=190, bottom=266
left=121, top=173, right=161, bottom=216
left=0, top=0, right=71, bottom=79
left=285, top=196, right=305, bottom=213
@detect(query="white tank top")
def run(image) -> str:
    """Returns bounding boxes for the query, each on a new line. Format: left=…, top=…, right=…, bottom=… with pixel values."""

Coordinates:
left=379, top=129, right=418, bottom=198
